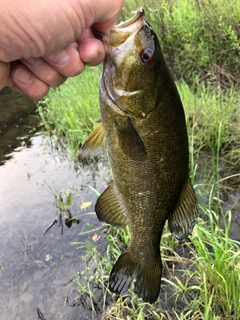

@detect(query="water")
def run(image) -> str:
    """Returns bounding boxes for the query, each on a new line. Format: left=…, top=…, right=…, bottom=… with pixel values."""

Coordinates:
left=0, top=88, right=239, bottom=320
left=0, top=89, right=107, bottom=319
left=0, top=135, right=108, bottom=320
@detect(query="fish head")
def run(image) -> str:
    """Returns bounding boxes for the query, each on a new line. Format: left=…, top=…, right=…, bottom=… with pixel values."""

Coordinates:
left=102, top=8, right=163, bottom=118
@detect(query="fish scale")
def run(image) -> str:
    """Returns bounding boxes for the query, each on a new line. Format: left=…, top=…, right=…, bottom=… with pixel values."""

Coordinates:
left=82, top=8, right=199, bottom=303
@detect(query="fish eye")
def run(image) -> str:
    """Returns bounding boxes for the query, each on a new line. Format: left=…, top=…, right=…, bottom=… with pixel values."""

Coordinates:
left=140, top=48, right=153, bottom=64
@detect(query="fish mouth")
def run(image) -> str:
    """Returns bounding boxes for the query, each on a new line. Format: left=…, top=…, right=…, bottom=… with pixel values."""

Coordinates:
left=108, top=8, right=145, bottom=47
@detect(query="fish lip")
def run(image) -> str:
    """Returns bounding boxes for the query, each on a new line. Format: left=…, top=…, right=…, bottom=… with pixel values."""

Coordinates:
left=108, top=8, right=145, bottom=47
left=115, top=8, right=144, bottom=29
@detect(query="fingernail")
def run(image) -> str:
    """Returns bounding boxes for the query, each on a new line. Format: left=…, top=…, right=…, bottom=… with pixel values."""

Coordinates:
left=46, top=49, right=70, bottom=66
left=14, top=69, right=32, bottom=85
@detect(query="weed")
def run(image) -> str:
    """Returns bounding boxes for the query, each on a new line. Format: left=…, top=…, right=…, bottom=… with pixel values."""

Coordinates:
left=36, top=2, right=240, bottom=318
left=38, top=66, right=101, bottom=159
left=121, top=0, right=240, bottom=90
left=71, top=204, right=239, bottom=320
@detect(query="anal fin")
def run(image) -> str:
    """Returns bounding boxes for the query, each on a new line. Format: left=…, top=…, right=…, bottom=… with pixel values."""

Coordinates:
left=168, top=176, right=199, bottom=243
left=95, top=184, right=127, bottom=227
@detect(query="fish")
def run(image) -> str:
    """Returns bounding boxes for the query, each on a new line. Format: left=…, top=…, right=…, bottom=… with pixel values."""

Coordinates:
left=81, top=8, right=199, bottom=304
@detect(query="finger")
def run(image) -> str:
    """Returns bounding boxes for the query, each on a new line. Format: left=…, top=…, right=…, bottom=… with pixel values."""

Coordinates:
left=78, top=29, right=105, bottom=66
left=11, top=64, right=49, bottom=99
left=91, top=0, right=124, bottom=32
left=92, top=15, right=119, bottom=33
left=43, top=44, right=85, bottom=77
left=0, top=61, right=10, bottom=90
left=21, top=57, right=67, bottom=88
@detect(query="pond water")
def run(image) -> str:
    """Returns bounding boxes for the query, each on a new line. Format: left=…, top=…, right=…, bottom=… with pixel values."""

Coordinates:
left=0, top=88, right=107, bottom=320
left=0, top=88, right=239, bottom=320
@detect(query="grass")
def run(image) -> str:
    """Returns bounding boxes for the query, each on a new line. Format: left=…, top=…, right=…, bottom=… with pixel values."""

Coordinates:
left=178, top=81, right=240, bottom=158
left=37, top=0, right=240, bottom=318
left=38, top=72, right=240, bottom=163
left=120, top=0, right=240, bottom=90
left=37, top=58, right=240, bottom=320
left=71, top=206, right=240, bottom=320
left=190, top=210, right=240, bottom=319
left=38, top=65, right=101, bottom=159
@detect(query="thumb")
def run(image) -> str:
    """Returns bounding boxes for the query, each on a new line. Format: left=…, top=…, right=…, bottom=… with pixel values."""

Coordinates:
left=92, top=15, right=119, bottom=33
left=0, top=61, right=10, bottom=90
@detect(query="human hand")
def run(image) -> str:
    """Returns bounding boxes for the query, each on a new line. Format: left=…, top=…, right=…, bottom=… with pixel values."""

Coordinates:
left=0, top=0, right=124, bottom=99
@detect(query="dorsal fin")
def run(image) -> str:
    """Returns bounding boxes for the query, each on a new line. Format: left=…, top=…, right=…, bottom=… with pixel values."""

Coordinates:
left=168, top=176, right=199, bottom=243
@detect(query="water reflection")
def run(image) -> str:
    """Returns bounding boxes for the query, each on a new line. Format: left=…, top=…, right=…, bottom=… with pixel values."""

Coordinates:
left=0, top=135, right=107, bottom=320
left=0, top=89, right=108, bottom=319
left=0, top=87, right=38, bottom=165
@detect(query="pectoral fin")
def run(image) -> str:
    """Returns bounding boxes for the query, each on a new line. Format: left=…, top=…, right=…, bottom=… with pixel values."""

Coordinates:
left=168, top=177, right=199, bottom=243
left=95, top=185, right=128, bottom=227
left=81, top=122, right=106, bottom=157
left=116, top=117, right=147, bottom=161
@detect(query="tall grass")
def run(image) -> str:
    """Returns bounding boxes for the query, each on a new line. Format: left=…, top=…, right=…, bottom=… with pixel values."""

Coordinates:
left=120, top=0, right=240, bottom=90
left=37, top=1, right=240, bottom=319
left=178, top=80, right=240, bottom=156
left=72, top=207, right=240, bottom=320
left=38, top=70, right=240, bottom=164
left=38, top=66, right=101, bottom=158
left=190, top=209, right=240, bottom=319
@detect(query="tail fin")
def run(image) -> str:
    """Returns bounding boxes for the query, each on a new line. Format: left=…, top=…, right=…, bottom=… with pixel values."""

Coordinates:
left=109, top=251, right=162, bottom=304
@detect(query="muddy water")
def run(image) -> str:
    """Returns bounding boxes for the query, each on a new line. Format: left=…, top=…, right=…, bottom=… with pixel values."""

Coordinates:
left=0, top=89, right=107, bottom=320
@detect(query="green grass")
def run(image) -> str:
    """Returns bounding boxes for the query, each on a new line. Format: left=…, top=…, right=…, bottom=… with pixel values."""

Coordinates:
left=120, top=0, right=240, bottom=90
left=37, top=51, right=240, bottom=320
left=71, top=207, right=240, bottom=320
left=37, top=1, right=240, bottom=318
left=179, top=81, right=240, bottom=156
left=190, top=210, right=240, bottom=319
left=38, top=70, right=240, bottom=163
left=38, top=65, right=101, bottom=159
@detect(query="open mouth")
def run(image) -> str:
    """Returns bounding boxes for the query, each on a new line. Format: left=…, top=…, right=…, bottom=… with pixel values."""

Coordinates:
left=109, top=8, right=145, bottom=47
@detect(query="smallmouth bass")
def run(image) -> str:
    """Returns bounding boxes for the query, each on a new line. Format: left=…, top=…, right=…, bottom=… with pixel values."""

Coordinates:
left=82, top=8, right=198, bottom=303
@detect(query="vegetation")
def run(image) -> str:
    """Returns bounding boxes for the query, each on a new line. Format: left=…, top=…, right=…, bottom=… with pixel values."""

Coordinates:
left=121, top=0, right=240, bottom=90
left=38, top=65, right=101, bottom=159
left=72, top=209, right=240, bottom=320
left=37, top=0, right=240, bottom=319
